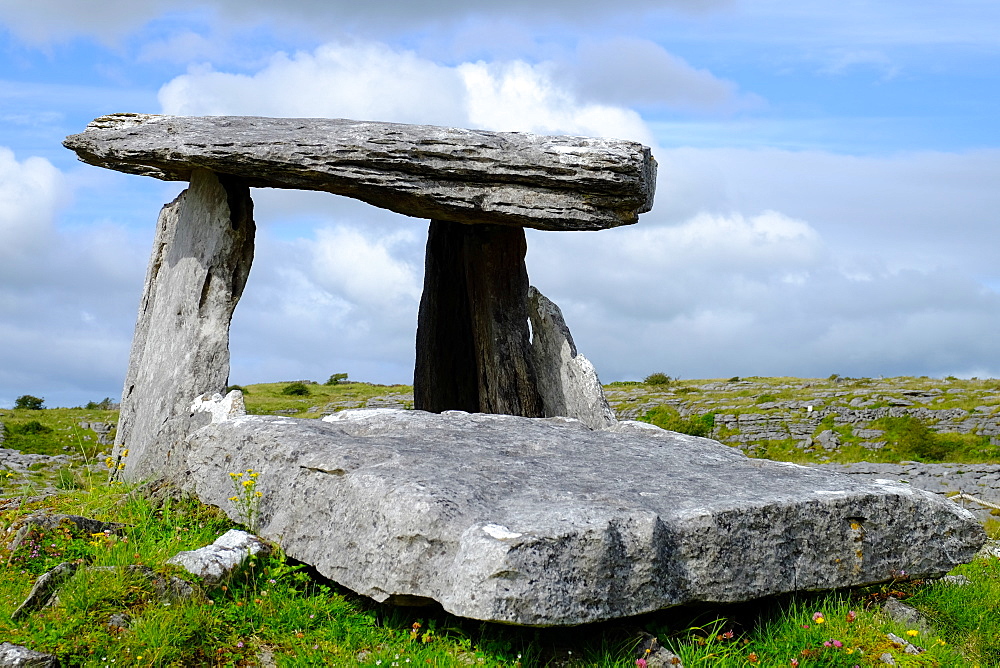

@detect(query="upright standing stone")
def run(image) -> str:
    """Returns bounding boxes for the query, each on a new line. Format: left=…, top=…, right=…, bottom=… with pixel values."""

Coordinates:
left=528, top=287, right=617, bottom=429
left=114, top=169, right=254, bottom=481
left=415, top=220, right=543, bottom=417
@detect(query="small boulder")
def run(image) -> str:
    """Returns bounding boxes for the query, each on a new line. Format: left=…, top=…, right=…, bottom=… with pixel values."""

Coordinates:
left=0, top=643, right=58, bottom=668
left=167, top=529, right=270, bottom=584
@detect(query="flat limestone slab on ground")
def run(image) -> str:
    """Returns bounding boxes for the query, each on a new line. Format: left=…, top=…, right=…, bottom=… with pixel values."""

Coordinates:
left=175, top=410, right=984, bottom=626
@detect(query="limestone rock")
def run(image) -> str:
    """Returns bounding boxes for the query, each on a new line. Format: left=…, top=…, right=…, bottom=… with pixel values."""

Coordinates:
left=167, top=529, right=270, bottom=584
left=64, top=113, right=656, bottom=232
left=168, top=409, right=983, bottom=626
left=11, top=562, right=78, bottom=621
left=190, top=390, right=247, bottom=424
left=528, top=286, right=616, bottom=429
left=114, top=169, right=254, bottom=482
left=0, top=643, right=58, bottom=668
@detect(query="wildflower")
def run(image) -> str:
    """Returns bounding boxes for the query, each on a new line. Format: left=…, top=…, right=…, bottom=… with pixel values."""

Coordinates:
left=636, top=660, right=647, bottom=668
left=812, top=611, right=825, bottom=624
left=236, top=641, right=244, bottom=648
left=790, top=661, right=799, bottom=667
left=935, top=639, right=946, bottom=646
left=906, top=629, right=919, bottom=637
left=747, top=652, right=759, bottom=664
left=832, top=640, right=843, bottom=648
left=846, top=610, right=857, bottom=623
left=721, top=630, right=734, bottom=640
left=846, top=648, right=855, bottom=654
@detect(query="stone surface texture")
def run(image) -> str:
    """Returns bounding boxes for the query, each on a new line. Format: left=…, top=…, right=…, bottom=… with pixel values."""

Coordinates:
left=167, top=529, right=270, bottom=584
left=414, top=221, right=542, bottom=416
left=114, top=169, right=254, bottom=482
left=64, top=113, right=656, bottom=232
left=0, top=643, right=58, bottom=668
left=528, top=286, right=616, bottom=429
left=164, top=409, right=983, bottom=626
left=190, top=390, right=247, bottom=423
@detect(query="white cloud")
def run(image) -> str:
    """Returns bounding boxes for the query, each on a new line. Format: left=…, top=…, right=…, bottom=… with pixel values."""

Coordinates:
left=567, top=38, right=761, bottom=113
left=307, top=226, right=421, bottom=308
left=0, top=0, right=728, bottom=44
left=0, top=148, right=65, bottom=272
left=159, top=40, right=653, bottom=142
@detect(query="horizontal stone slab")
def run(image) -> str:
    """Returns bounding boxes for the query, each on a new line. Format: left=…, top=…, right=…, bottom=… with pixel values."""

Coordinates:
left=64, top=114, right=656, bottom=231
left=171, top=409, right=984, bottom=626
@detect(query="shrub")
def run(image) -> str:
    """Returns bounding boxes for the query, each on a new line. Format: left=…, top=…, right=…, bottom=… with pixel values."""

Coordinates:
left=640, top=406, right=716, bottom=438
left=14, top=395, right=44, bottom=410
left=226, top=384, right=250, bottom=395
left=325, top=373, right=349, bottom=386
left=644, top=372, right=673, bottom=386
left=84, top=397, right=116, bottom=410
left=281, top=382, right=310, bottom=396
left=873, top=416, right=950, bottom=462
left=10, top=420, right=52, bottom=435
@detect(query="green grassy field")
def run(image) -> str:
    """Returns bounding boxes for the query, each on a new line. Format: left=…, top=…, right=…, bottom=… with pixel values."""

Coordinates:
left=1, top=376, right=999, bottom=666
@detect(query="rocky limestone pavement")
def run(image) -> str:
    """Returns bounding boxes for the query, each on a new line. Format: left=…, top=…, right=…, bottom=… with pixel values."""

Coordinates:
left=162, top=408, right=983, bottom=627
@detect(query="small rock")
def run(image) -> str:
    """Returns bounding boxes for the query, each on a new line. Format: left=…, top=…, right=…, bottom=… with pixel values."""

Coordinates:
left=886, top=632, right=924, bottom=655
left=0, top=642, right=59, bottom=667
left=167, top=529, right=270, bottom=584
left=11, top=562, right=78, bottom=621
left=882, top=597, right=932, bottom=635
left=939, top=574, right=971, bottom=586
left=107, top=612, right=132, bottom=631
left=879, top=652, right=896, bottom=665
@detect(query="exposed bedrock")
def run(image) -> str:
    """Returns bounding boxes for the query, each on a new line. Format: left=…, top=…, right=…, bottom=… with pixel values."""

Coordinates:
left=171, top=409, right=984, bottom=627
left=114, top=169, right=254, bottom=482
left=63, top=113, right=656, bottom=231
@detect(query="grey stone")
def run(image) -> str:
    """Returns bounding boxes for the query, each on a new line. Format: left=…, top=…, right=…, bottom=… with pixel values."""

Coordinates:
left=167, top=529, right=270, bottom=585
left=190, top=390, right=247, bottom=424
left=882, top=597, right=932, bottom=635
left=814, top=429, right=840, bottom=450
left=11, top=561, right=78, bottom=621
left=886, top=632, right=924, bottom=655
left=527, top=287, right=616, bottom=430
left=64, top=113, right=656, bottom=232
left=165, top=409, right=982, bottom=626
left=114, top=169, right=254, bottom=482
left=0, top=643, right=58, bottom=668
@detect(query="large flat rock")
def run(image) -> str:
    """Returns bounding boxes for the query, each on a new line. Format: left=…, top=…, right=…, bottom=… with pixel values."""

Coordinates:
left=173, top=409, right=984, bottom=626
left=64, top=114, right=656, bottom=231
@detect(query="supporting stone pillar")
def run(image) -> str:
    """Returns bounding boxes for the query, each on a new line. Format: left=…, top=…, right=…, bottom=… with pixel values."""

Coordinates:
left=114, top=169, right=254, bottom=481
left=414, top=220, right=543, bottom=417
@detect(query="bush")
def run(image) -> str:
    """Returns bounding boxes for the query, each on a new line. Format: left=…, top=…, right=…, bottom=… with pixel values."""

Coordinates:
left=644, top=372, right=673, bottom=386
left=14, top=395, right=44, bottom=410
left=640, top=406, right=716, bottom=438
left=873, top=416, right=951, bottom=462
left=226, top=385, right=250, bottom=395
left=325, top=373, right=349, bottom=386
left=281, top=382, right=310, bottom=396
left=84, top=397, right=116, bottom=410
left=11, top=420, right=52, bottom=435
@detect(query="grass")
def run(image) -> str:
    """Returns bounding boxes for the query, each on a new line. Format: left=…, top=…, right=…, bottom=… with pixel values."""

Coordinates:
left=1, top=476, right=998, bottom=666
left=4, top=376, right=1000, bottom=665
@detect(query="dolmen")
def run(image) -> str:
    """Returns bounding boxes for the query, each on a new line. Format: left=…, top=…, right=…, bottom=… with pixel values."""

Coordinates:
left=64, top=115, right=984, bottom=626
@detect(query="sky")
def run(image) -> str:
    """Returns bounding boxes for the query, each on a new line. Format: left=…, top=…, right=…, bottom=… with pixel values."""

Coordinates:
left=1, top=1, right=1000, bottom=408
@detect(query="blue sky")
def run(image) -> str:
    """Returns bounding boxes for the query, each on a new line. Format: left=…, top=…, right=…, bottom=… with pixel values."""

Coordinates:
left=2, top=1, right=1000, bottom=407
